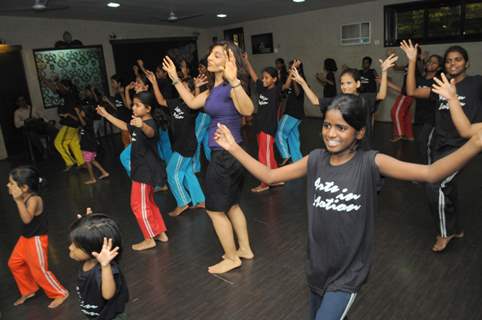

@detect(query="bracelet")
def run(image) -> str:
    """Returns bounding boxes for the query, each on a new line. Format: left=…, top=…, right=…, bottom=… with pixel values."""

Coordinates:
left=172, top=79, right=180, bottom=86
left=231, top=81, right=242, bottom=88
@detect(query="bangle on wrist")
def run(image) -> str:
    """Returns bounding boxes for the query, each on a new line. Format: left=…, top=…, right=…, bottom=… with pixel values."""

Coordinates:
left=231, top=81, right=242, bottom=88
left=172, top=79, right=180, bottom=86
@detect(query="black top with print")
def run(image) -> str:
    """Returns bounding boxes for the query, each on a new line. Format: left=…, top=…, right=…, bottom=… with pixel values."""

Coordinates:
left=167, top=98, right=197, bottom=157
left=253, top=79, right=281, bottom=135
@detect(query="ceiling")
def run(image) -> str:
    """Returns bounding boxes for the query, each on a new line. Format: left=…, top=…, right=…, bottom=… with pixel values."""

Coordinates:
left=0, top=0, right=371, bottom=28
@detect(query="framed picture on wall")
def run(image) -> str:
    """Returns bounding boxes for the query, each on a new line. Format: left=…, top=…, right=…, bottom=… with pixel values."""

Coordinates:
left=251, top=33, right=273, bottom=55
left=224, top=28, right=245, bottom=51
left=33, top=45, right=108, bottom=109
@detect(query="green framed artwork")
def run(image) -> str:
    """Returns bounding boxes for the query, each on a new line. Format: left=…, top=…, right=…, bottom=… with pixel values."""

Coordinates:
left=33, top=45, right=108, bottom=109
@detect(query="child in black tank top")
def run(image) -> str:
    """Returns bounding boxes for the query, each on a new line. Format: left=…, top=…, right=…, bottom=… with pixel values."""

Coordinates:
left=7, top=166, right=69, bottom=309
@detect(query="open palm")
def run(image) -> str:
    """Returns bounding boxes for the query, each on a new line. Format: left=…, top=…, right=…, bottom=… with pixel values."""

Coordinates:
left=92, top=238, right=119, bottom=267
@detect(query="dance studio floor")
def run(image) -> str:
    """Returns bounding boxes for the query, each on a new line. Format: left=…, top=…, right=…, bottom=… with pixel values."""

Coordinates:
left=0, top=120, right=481, bottom=320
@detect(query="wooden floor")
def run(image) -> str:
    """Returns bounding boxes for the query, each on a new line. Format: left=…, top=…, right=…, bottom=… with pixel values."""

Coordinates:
left=0, top=120, right=481, bottom=320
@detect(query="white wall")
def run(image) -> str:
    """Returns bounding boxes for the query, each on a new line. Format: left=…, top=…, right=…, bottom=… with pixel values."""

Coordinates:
left=205, top=0, right=482, bottom=120
left=0, top=15, right=210, bottom=121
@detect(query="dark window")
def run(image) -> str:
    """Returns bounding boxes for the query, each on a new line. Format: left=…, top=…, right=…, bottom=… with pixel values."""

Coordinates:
left=385, top=1, right=482, bottom=46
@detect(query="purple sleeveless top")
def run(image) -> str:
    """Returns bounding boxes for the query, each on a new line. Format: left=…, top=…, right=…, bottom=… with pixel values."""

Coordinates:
left=204, top=83, right=242, bottom=150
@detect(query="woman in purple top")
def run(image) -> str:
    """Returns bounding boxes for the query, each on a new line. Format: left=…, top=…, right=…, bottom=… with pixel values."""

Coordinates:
left=162, top=41, right=255, bottom=274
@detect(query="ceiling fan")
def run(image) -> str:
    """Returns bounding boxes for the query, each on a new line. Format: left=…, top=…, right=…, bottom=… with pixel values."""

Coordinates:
left=0, top=0, right=70, bottom=13
left=164, top=10, right=203, bottom=23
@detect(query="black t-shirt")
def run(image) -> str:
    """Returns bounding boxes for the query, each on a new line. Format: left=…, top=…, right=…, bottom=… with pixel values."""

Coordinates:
left=114, top=94, right=131, bottom=123
left=58, top=90, right=80, bottom=128
left=76, top=262, right=129, bottom=320
left=433, top=75, right=482, bottom=152
left=253, top=79, right=281, bottom=135
left=128, top=118, right=166, bottom=186
left=80, top=116, right=98, bottom=152
left=158, top=78, right=177, bottom=99
left=306, top=149, right=382, bottom=295
left=414, top=77, right=436, bottom=125
left=284, top=85, right=305, bottom=119
left=323, top=72, right=337, bottom=98
left=167, top=98, right=197, bottom=157
left=359, top=69, right=378, bottom=93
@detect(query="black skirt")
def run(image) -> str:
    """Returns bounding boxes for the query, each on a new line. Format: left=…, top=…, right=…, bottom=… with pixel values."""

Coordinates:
left=205, top=150, right=245, bottom=212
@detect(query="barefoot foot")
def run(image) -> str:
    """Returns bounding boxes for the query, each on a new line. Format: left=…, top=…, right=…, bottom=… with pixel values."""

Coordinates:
left=432, top=232, right=464, bottom=252
left=193, top=202, right=205, bottom=209
left=48, top=291, right=69, bottom=309
left=208, top=257, right=242, bottom=274
left=13, top=292, right=36, bottom=306
left=98, top=173, right=110, bottom=180
left=156, top=232, right=169, bottom=243
left=84, top=179, right=97, bottom=185
left=251, top=185, right=269, bottom=193
left=223, top=248, right=255, bottom=260
left=132, top=239, right=156, bottom=251
left=168, top=205, right=189, bottom=217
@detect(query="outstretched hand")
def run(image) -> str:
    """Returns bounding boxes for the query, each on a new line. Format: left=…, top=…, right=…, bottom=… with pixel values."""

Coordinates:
left=194, top=74, right=208, bottom=88
left=144, top=69, right=157, bottom=85
left=130, top=116, right=143, bottom=128
left=214, top=123, right=237, bottom=152
left=92, top=238, right=119, bottom=267
left=96, top=105, right=109, bottom=118
left=290, top=67, right=306, bottom=85
left=379, top=53, right=399, bottom=72
left=222, top=48, right=238, bottom=84
left=432, top=73, right=458, bottom=101
left=400, top=39, right=418, bottom=62
left=162, top=56, right=179, bottom=82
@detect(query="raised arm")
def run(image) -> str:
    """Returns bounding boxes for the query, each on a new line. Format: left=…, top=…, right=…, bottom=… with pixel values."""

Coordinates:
left=291, top=66, right=320, bottom=106
left=124, top=82, right=135, bottom=109
left=375, top=130, right=482, bottom=183
left=225, top=49, right=254, bottom=116
left=432, top=73, right=482, bottom=138
left=74, top=107, right=87, bottom=127
left=194, top=74, right=208, bottom=96
left=162, top=56, right=207, bottom=109
left=242, top=52, right=258, bottom=82
left=144, top=70, right=167, bottom=107
left=9, top=184, right=42, bottom=224
left=91, top=238, right=119, bottom=300
left=376, top=54, right=398, bottom=100
left=400, top=39, right=431, bottom=99
left=215, top=123, right=308, bottom=183
left=96, top=105, right=128, bottom=131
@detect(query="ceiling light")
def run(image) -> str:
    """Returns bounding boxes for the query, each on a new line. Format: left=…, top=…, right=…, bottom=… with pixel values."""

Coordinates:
left=217, top=13, right=227, bottom=18
left=293, top=0, right=306, bottom=3
left=107, top=2, right=120, bottom=8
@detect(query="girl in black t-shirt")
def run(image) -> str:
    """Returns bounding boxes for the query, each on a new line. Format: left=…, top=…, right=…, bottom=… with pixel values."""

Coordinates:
left=7, top=166, right=69, bottom=309
left=244, top=54, right=283, bottom=193
left=146, top=70, right=205, bottom=217
left=400, top=40, right=443, bottom=163
left=276, top=59, right=305, bottom=165
left=402, top=41, right=482, bottom=252
left=214, top=94, right=482, bottom=320
left=75, top=107, right=109, bottom=185
left=69, top=213, right=129, bottom=320
left=97, top=91, right=168, bottom=251
left=291, top=55, right=398, bottom=149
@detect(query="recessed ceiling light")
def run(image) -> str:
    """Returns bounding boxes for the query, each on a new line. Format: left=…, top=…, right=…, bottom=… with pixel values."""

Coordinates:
left=217, top=13, right=227, bottom=18
left=107, top=2, right=120, bottom=8
left=293, top=0, right=306, bottom=3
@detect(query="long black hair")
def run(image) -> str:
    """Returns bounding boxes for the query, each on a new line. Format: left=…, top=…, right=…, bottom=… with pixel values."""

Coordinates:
left=70, top=214, right=123, bottom=261
left=9, top=166, right=44, bottom=193
left=206, top=40, right=249, bottom=91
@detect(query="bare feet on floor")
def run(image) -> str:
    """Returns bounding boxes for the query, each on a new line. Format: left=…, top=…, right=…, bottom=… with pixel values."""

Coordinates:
left=48, top=291, right=69, bottom=309
left=156, top=232, right=169, bottom=243
left=270, top=182, right=285, bottom=187
left=208, top=256, right=242, bottom=274
left=193, top=202, right=205, bottom=209
left=251, top=185, right=269, bottom=193
left=13, top=292, right=36, bottom=306
left=132, top=239, right=156, bottom=251
left=84, top=179, right=96, bottom=185
left=168, top=205, right=189, bottom=217
left=432, top=232, right=464, bottom=252
left=98, top=173, right=110, bottom=180
left=223, top=248, right=255, bottom=260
